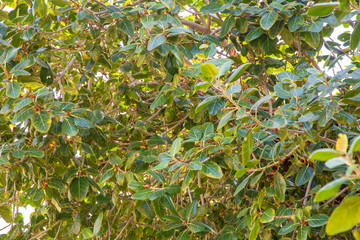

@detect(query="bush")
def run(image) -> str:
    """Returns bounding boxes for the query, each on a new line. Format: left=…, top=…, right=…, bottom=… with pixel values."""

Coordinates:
left=0, top=0, right=360, bottom=239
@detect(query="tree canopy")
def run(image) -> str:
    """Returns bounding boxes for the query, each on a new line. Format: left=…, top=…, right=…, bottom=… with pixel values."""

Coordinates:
left=1, top=0, right=360, bottom=239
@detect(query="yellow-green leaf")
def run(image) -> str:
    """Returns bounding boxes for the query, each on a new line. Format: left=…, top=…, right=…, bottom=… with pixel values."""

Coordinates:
left=326, top=196, right=360, bottom=235
left=200, top=63, right=219, bottom=77
left=200, top=161, right=223, bottom=179
left=336, top=134, right=348, bottom=154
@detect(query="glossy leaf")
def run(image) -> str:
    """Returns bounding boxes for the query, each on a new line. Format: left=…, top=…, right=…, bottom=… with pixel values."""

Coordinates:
left=32, top=111, right=52, bottom=133
left=6, top=81, right=20, bottom=98
left=70, top=177, right=89, bottom=201
left=200, top=63, right=219, bottom=77
left=309, top=149, right=342, bottom=161
left=307, top=2, right=339, bottom=17
left=326, top=196, right=360, bottom=235
left=274, top=172, right=286, bottom=202
left=260, top=12, right=278, bottom=30
left=147, top=35, right=166, bottom=51
left=200, top=161, right=223, bottom=179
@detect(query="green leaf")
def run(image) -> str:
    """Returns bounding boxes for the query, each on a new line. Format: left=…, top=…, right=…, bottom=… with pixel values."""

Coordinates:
left=260, top=208, right=275, bottom=223
left=226, top=63, right=251, bottom=83
left=110, top=154, right=122, bottom=165
left=148, top=171, right=166, bottom=183
left=217, top=112, right=233, bottom=131
left=194, top=82, right=212, bottom=92
left=13, top=98, right=32, bottom=112
left=170, top=137, right=181, bottom=157
left=82, top=143, right=94, bottom=156
left=189, top=127, right=203, bottom=141
left=186, top=201, right=198, bottom=221
left=99, top=169, right=114, bottom=184
left=178, top=230, right=190, bottom=240
left=269, top=20, right=285, bottom=39
left=351, top=21, right=360, bottom=50
left=220, top=15, right=235, bottom=38
left=200, top=1, right=223, bottom=14
left=73, top=116, right=94, bottom=128
left=62, top=118, right=79, bottom=136
left=147, top=34, right=166, bottom=51
left=242, top=130, right=254, bottom=166
left=48, top=177, right=66, bottom=191
left=325, top=156, right=347, bottom=169
left=249, top=219, right=260, bottom=240
left=315, top=177, right=348, bottom=202
left=0, top=206, right=12, bottom=223
left=150, top=91, right=168, bottom=109
left=288, top=15, right=304, bottom=32
left=278, top=222, right=298, bottom=235
left=12, top=108, right=34, bottom=123
left=234, top=175, right=250, bottom=196
left=297, top=225, right=310, bottom=240
left=304, top=32, right=321, bottom=48
left=93, top=212, right=103, bottom=236
left=88, top=109, right=103, bottom=123
left=3, top=48, right=19, bottom=63
left=236, top=17, right=248, bottom=33
left=188, top=222, right=215, bottom=234
left=160, top=0, right=175, bottom=10
left=70, top=177, right=89, bottom=201
left=200, top=63, right=219, bottom=77
left=245, top=27, right=264, bottom=42
left=195, top=96, right=216, bottom=113
left=235, top=168, right=248, bottom=178
left=309, top=149, right=342, bottom=161
left=307, top=2, right=339, bottom=17
left=72, top=213, right=81, bottom=235
left=6, top=81, right=20, bottom=98
left=137, top=200, right=155, bottom=219
left=133, top=189, right=153, bottom=200
left=326, top=196, right=360, bottom=235
left=208, top=97, right=226, bottom=115
left=260, top=12, right=278, bottom=30
left=226, top=84, right=242, bottom=95
left=81, top=228, right=94, bottom=239
left=308, top=214, right=328, bottom=227
left=12, top=150, right=24, bottom=158
left=32, top=111, right=52, bottom=133
left=200, top=161, right=223, bottom=179
left=77, top=10, right=87, bottom=20
left=274, top=172, right=286, bottom=202
left=34, top=0, right=47, bottom=17
left=261, top=115, right=286, bottom=129
left=348, top=135, right=360, bottom=155
left=49, top=0, right=71, bottom=7
left=10, top=60, right=29, bottom=74
left=24, top=148, right=44, bottom=158
left=117, top=18, right=134, bottom=36
left=295, top=166, right=315, bottom=186
left=252, top=93, right=275, bottom=111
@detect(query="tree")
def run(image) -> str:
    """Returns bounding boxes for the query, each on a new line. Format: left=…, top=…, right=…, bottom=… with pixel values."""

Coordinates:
left=0, top=0, right=360, bottom=238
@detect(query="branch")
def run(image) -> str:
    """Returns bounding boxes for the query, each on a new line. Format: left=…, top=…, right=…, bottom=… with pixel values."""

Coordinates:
left=114, top=217, right=134, bottom=240
left=45, top=25, right=72, bottom=34
left=55, top=56, right=77, bottom=101
left=161, top=113, right=190, bottom=137
left=180, top=19, right=211, bottom=34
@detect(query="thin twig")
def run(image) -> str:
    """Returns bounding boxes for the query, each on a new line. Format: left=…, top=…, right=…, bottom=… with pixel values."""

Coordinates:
left=114, top=217, right=134, bottom=240
left=54, top=221, right=63, bottom=240
left=303, top=176, right=313, bottom=206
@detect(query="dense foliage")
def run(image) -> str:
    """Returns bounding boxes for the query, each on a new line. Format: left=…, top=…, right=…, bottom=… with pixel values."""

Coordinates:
left=1, top=0, right=360, bottom=239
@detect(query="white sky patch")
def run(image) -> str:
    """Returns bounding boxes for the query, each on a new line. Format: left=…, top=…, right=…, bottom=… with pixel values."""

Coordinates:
left=0, top=206, right=33, bottom=234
